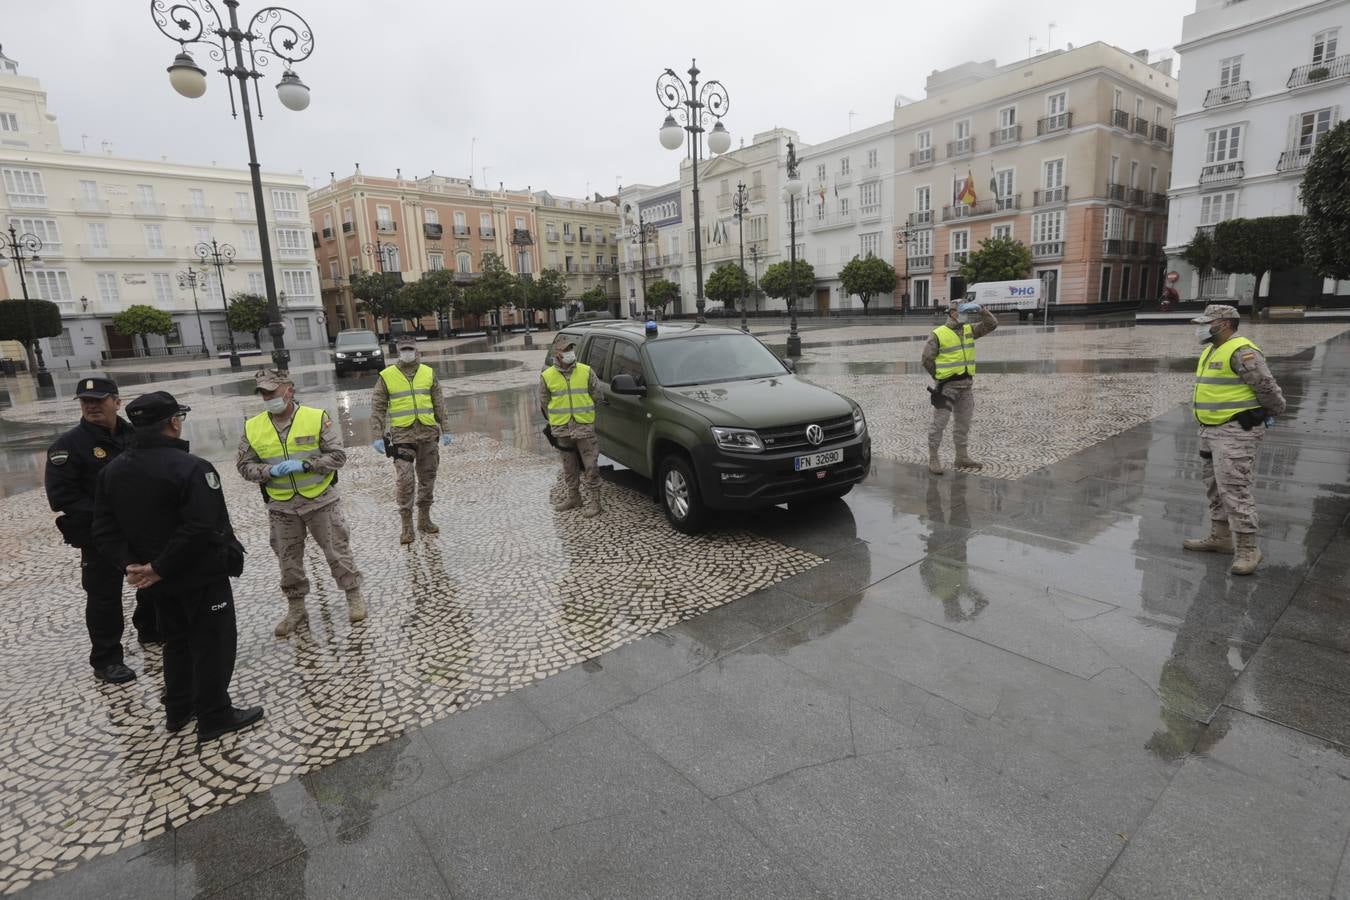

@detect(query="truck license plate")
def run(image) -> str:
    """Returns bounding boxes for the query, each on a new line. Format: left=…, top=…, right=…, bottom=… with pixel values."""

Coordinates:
left=794, top=449, right=843, bottom=471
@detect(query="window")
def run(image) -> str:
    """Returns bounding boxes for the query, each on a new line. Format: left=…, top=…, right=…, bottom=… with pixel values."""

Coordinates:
left=383, top=245, right=401, bottom=271
left=30, top=269, right=72, bottom=301
left=1298, top=108, right=1335, bottom=154
left=1103, top=207, right=1123, bottom=240
left=210, top=320, right=231, bottom=346
left=1099, top=266, right=1113, bottom=302
left=275, top=227, right=308, bottom=255
left=2, top=167, right=46, bottom=206
left=1205, top=125, right=1242, bottom=163
left=917, top=130, right=931, bottom=149
left=97, top=272, right=120, bottom=303
left=456, top=252, right=472, bottom=274
left=994, top=168, right=1015, bottom=207
left=954, top=119, right=971, bottom=140
left=1200, top=192, right=1239, bottom=225
left=860, top=232, right=880, bottom=257
left=294, top=317, right=312, bottom=341
left=515, top=215, right=526, bottom=230
left=143, top=224, right=164, bottom=251
left=78, top=180, right=98, bottom=203
left=1313, top=29, right=1339, bottom=64
left=860, top=182, right=880, bottom=212
left=424, top=208, right=439, bottom=225
left=480, top=212, right=492, bottom=229
left=152, top=273, right=173, bottom=305
left=165, top=323, right=183, bottom=347
left=840, top=156, right=851, bottom=175
left=271, top=189, right=301, bottom=220
left=992, top=223, right=1013, bottom=240
left=1047, top=92, right=1066, bottom=116
left=188, top=188, right=206, bottom=209
left=912, top=278, right=931, bottom=307
left=343, top=206, right=353, bottom=226
left=839, top=197, right=850, bottom=215
left=1121, top=265, right=1132, bottom=301
left=136, top=184, right=156, bottom=205
left=328, top=259, right=340, bottom=279
left=911, top=229, right=933, bottom=258
left=87, top=223, right=108, bottom=249
left=282, top=269, right=316, bottom=300
left=428, top=252, right=445, bottom=271
left=1219, top=56, right=1242, bottom=87
left=49, top=328, right=74, bottom=356
left=998, top=106, right=1016, bottom=127
left=376, top=205, right=393, bottom=228
left=247, top=272, right=266, bottom=294
left=915, top=185, right=931, bottom=211
left=1129, top=161, right=1139, bottom=188
left=322, top=213, right=332, bottom=233
left=584, top=337, right=614, bottom=377
left=1110, top=155, right=1120, bottom=184
left=235, top=191, right=251, bottom=212
left=1145, top=220, right=1155, bottom=243
left=611, top=341, right=644, bottom=382
left=951, top=230, right=969, bottom=257
left=1150, top=166, right=1159, bottom=192
left=866, top=148, right=878, bottom=168
left=1033, top=210, right=1064, bottom=244
left=1112, top=88, right=1123, bottom=111
left=1043, top=158, right=1064, bottom=188
left=0, top=112, right=17, bottom=132
left=8, top=216, right=60, bottom=250
left=816, top=163, right=826, bottom=182
left=1124, top=215, right=1136, bottom=241
left=241, top=227, right=259, bottom=252
left=1135, top=97, right=1144, bottom=120
left=193, top=225, right=211, bottom=247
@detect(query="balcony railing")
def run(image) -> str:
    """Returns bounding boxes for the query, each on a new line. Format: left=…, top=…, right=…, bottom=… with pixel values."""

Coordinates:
left=1037, top=112, right=1073, bottom=135
left=342, top=221, right=354, bottom=233
left=1031, top=241, right=1063, bottom=260
left=1153, top=124, right=1170, bottom=144
left=579, top=233, right=591, bottom=243
left=562, top=232, right=576, bottom=243
left=511, top=228, right=534, bottom=246
left=910, top=147, right=934, bottom=167
left=995, top=194, right=1021, bottom=212
left=274, top=208, right=304, bottom=222
left=1199, top=161, right=1244, bottom=186
left=78, top=243, right=180, bottom=260
left=1277, top=149, right=1314, bottom=173
left=278, top=245, right=310, bottom=259
left=1110, top=109, right=1130, bottom=130
left=73, top=197, right=110, bottom=214
left=1034, top=186, right=1068, bottom=206
left=1288, top=56, right=1350, bottom=88
left=321, top=226, right=333, bottom=240
left=376, top=220, right=398, bottom=233
left=1151, top=192, right=1168, bottom=210
left=807, top=209, right=857, bottom=231
left=858, top=204, right=882, bottom=222
left=1204, top=81, right=1251, bottom=107
left=424, top=223, right=443, bottom=239
left=1126, top=240, right=1142, bottom=256
left=183, top=204, right=213, bottom=218
left=1132, top=117, right=1151, bottom=137
left=454, top=225, right=471, bottom=237
left=545, top=231, right=559, bottom=242
left=1128, top=188, right=1149, bottom=207
left=480, top=227, right=496, bottom=238
left=907, top=255, right=933, bottom=273
left=944, top=252, right=969, bottom=268
left=133, top=201, right=166, bottom=217
left=1102, top=239, right=1124, bottom=256
left=990, top=124, right=1022, bottom=146
left=1106, top=183, right=1127, bottom=202
left=908, top=210, right=934, bottom=227
left=1143, top=242, right=1161, bottom=258
left=947, top=136, right=975, bottom=158
left=231, top=206, right=255, bottom=221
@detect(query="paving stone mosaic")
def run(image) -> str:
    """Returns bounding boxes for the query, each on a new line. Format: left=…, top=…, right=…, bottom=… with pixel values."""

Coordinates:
left=0, top=433, right=819, bottom=894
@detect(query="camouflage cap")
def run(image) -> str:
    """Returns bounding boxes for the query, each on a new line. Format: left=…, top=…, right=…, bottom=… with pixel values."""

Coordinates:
left=253, top=366, right=292, bottom=392
left=1191, top=304, right=1240, bottom=324
left=395, top=336, right=418, bottom=350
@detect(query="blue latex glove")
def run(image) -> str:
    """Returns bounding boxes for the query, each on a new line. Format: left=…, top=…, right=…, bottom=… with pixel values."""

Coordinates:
left=958, top=302, right=981, bottom=314
left=440, top=433, right=453, bottom=447
left=1264, top=416, right=1275, bottom=428
left=270, top=459, right=305, bottom=477
left=371, top=438, right=386, bottom=454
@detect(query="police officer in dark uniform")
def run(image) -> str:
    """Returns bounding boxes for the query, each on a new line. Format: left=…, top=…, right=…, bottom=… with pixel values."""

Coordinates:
left=92, top=391, right=264, bottom=742
left=45, top=375, right=159, bottom=684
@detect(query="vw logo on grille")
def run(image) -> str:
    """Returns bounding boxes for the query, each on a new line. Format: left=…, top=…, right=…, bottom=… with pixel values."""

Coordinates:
left=805, top=424, right=825, bottom=446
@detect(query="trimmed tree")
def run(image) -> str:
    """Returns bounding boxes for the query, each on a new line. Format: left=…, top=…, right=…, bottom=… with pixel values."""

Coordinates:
left=1300, top=120, right=1350, bottom=280
left=1212, top=216, right=1305, bottom=317
left=959, top=236, right=1032, bottom=285
left=704, top=263, right=750, bottom=314
left=760, top=260, right=815, bottom=309
left=349, top=270, right=403, bottom=335
left=226, top=292, right=268, bottom=346
left=645, top=278, right=680, bottom=315
left=839, top=255, right=898, bottom=315
left=399, top=269, right=460, bottom=334
left=461, top=252, right=521, bottom=335
left=1181, top=228, right=1216, bottom=297
left=526, top=267, right=569, bottom=327
left=0, top=298, right=62, bottom=370
left=578, top=285, right=609, bottom=311
left=111, top=304, right=174, bottom=355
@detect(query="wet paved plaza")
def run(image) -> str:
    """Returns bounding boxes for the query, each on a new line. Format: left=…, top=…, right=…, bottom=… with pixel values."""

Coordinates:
left=1, top=318, right=1348, bottom=898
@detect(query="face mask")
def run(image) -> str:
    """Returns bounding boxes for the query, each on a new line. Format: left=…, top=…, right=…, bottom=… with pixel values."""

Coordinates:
left=263, top=396, right=289, bottom=415
left=561, top=351, right=577, bottom=366
left=955, top=315, right=971, bottom=325
left=1196, top=325, right=1218, bottom=344
left=398, top=350, right=417, bottom=364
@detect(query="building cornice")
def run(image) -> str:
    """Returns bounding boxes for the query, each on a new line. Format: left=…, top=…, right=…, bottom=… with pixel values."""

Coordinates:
left=1176, top=0, right=1343, bottom=52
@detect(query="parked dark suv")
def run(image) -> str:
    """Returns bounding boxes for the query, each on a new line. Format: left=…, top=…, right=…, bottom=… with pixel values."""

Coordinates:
left=333, top=329, right=384, bottom=375
left=545, top=322, right=870, bottom=532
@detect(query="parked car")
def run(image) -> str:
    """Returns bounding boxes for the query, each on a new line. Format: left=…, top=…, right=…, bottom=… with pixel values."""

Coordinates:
left=543, top=321, right=870, bottom=532
left=333, top=329, right=384, bottom=375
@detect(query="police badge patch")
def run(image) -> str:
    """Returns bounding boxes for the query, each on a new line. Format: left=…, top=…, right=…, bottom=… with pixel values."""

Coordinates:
left=49, top=450, right=69, bottom=466
left=205, top=472, right=221, bottom=490
left=93, top=447, right=107, bottom=459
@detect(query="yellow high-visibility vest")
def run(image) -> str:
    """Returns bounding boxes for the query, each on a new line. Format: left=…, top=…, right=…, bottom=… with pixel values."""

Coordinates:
left=543, top=363, right=595, bottom=427
left=244, top=405, right=335, bottom=501
left=1193, top=337, right=1262, bottom=426
left=933, top=323, right=976, bottom=380
left=380, top=364, right=437, bottom=428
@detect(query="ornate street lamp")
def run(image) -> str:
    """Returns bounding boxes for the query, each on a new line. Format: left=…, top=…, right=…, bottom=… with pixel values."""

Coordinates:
left=784, top=139, right=804, bottom=356
left=511, top=227, right=535, bottom=348
left=0, top=226, right=53, bottom=387
left=197, top=239, right=241, bottom=370
left=656, top=59, right=731, bottom=323
left=731, top=181, right=751, bottom=333
left=361, top=237, right=397, bottom=341
left=176, top=266, right=212, bottom=357
left=749, top=244, right=762, bottom=316
left=623, top=204, right=658, bottom=319
left=151, top=0, right=315, bottom=373
left=895, top=225, right=914, bottom=316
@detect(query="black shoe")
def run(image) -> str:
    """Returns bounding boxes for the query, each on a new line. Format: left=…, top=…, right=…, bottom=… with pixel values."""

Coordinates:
left=138, top=633, right=165, bottom=646
left=166, top=712, right=195, bottom=734
left=197, top=706, right=264, bottom=743
left=93, top=662, right=137, bottom=684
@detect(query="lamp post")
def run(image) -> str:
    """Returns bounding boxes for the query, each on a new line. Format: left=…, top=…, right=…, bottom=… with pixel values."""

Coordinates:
left=151, top=0, right=315, bottom=374
left=784, top=139, right=804, bottom=357
left=197, top=239, right=241, bottom=370
left=176, top=266, right=212, bottom=357
left=511, top=228, right=534, bottom=348
left=624, top=204, right=657, bottom=319
left=656, top=59, right=732, bottom=323
left=894, top=226, right=913, bottom=316
left=731, top=181, right=751, bottom=333
left=0, top=226, right=53, bottom=387
left=361, top=238, right=395, bottom=340
left=749, top=244, right=761, bottom=317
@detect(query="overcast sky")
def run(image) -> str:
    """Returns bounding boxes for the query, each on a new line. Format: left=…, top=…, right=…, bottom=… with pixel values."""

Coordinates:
left=11, top=0, right=1184, bottom=198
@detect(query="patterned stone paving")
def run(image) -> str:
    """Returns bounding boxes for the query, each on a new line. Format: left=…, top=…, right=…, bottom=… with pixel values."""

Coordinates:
left=0, top=433, right=819, bottom=894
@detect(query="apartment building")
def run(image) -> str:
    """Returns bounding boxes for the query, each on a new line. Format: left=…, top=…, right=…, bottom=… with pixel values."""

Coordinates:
left=1166, top=0, right=1350, bottom=304
left=893, top=43, right=1178, bottom=309
left=307, top=171, right=538, bottom=334
left=0, top=48, right=323, bottom=366
left=616, top=181, right=684, bottom=314
left=533, top=192, right=622, bottom=307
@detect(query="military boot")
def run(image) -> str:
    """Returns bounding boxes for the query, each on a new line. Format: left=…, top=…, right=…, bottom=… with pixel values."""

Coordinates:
left=399, top=510, right=414, bottom=545
left=417, top=508, right=439, bottom=534
left=553, top=488, right=583, bottom=512
left=928, top=450, right=944, bottom=476
left=581, top=488, right=603, bottom=519
left=274, top=598, right=308, bottom=638
left=1230, top=532, right=1262, bottom=576
left=1183, top=519, right=1233, bottom=554
left=954, top=446, right=983, bottom=470
left=346, top=589, right=367, bottom=623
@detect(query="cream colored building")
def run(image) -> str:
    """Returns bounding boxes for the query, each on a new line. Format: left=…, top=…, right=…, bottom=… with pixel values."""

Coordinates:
left=534, top=192, right=622, bottom=312
left=0, top=47, right=322, bottom=367
left=893, top=43, right=1178, bottom=309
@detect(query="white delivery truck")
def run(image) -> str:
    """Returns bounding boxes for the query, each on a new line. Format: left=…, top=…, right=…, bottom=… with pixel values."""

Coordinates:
left=965, top=280, right=1043, bottom=320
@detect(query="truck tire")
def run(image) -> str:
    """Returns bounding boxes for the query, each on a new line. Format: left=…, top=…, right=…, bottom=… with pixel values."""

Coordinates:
left=658, top=454, right=707, bottom=534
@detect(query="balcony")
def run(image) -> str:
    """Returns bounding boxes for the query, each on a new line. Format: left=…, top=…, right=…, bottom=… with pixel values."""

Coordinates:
left=858, top=204, right=882, bottom=223
left=1110, top=109, right=1130, bottom=130
left=1288, top=56, right=1350, bottom=88
left=908, top=210, right=934, bottom=228
left=424, top=223, right=443, bottom=240
left=947, top=136, right=975, bottom=158
left=511, top=228, right=534, bottom=246
left=944, top=252, right=969, bottom=268
left=454, top=225, right=471, bottom=237
left=1036, top=112, right=1073, bottom=135
left=544, top=230, right=559, bottom=242
left=1277, top=149, right=1314, bottom=173
left=77, top=243, right=180, bottom=260
left=320, top=226, right=333, bottom=240
left=1031, top=241, right=1063, bottom=260
left=1153, top=124, right=1170, bottom=145
left=1199, top=161, right=1244, bottom=186
left=1151, top=192, right=1168, bottom=210
left=1128, top=188, right=1149, bottom=207
left=990, top=124, right=1022, bottom=147
left=182, top=204, right=213, bottom=218
left=907, top=255, right=933, bottom=273
left=278, top=245, right=310, bottom=259
left=1126, top=240, right=1142, bottom=256
left=1102, top=239, right=1124, bottom=257
left=1203, top=81, right=1251, bottom=107
left=1106, top=183, right=1128, bottom=202
left=1132, top=117, right=1151, bottom=137
left=1034, top=186, right=1068, bottom=206
left=910, top=147, right=934, bottom=167
left=579, top=233, right=591, bottom=243
left=376, top=220, right=398, bottom=233
left=73, top=197, right=110, bottom=214
left=1143, top=242, right=1161, bottom=258
left=274, top=208, right=304, bottom=223
left=995, top=194, right=1022, bottom=212
left=807, top=209, right=856, bottom=232
left=231, top=206, right=255, bottom=221
left=562, top=232, right=576, bottom=243
left=342, top=221, right=354, bottom=234
left=943, top=200, right=996, bottom=221
left=133, top=201, right=166, bottom=217
left=480, top=226, right=496, bottom=239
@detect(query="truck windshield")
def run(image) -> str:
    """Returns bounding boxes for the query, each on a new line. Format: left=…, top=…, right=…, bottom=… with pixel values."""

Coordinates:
left=335, top=331, right=377, bottom=348
left=648, top=334, right=788, bottom=387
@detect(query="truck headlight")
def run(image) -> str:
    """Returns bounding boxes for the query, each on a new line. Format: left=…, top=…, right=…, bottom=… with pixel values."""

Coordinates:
left=852, top=406, right=867, bottom=437
left=335, top=352, right=348, bottom=359
left=711, top=426, right=764, bottom=453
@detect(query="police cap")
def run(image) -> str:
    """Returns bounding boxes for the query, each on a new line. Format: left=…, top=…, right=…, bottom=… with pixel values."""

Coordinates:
left=126, top=391, right=191, bottom=428
left=73, top=376, right=119, bottom=399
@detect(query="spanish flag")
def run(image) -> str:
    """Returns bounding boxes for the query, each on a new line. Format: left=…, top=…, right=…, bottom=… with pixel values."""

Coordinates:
left=959, top=171, right=977, bottom=205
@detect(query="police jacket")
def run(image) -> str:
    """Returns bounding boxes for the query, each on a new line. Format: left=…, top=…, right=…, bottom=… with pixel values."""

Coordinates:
left=45, top=417, right=133, bottom=549
left=92, top=431, right=243, bottom=585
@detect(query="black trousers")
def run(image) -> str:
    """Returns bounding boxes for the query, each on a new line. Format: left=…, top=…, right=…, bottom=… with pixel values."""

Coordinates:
left=153, top=578, right=238, bottom=725
left=80, top=547, right=159, bottom=669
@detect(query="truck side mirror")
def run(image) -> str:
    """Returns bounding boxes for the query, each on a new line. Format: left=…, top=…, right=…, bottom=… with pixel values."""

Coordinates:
left=611, top=373, right=647, bottom=396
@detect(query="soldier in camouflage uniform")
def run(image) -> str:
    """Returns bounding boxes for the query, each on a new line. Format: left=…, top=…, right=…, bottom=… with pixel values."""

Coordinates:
left=1183, top=305, right=1286, bottom=576
left=921, top=301, right=999, bottom=474
left=539, top=335, right=603, bottom=517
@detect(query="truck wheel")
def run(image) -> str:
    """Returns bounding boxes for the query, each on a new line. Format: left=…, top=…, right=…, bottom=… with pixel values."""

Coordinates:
left=659, top=454, right=707, bottom=534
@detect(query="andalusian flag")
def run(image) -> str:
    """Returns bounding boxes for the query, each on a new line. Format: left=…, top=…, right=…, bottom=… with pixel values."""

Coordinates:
left=958, top=171, right=977, bottom=205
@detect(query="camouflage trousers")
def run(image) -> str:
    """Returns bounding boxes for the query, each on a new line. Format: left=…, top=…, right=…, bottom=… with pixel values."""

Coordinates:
left=928, top=379, right=975, bottom=452
left=394, top=438, right=440, bottom=512
left=1199, top=420, right=1265, bottom=534
left=269, top=500, right=363, bottom=600
left=557, top=433, right=600, bottom=494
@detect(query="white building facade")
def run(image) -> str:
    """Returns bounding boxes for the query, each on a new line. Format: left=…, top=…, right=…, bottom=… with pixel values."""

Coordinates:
left=0, top=48, right=323, bottom=369
left=1167, top=0, right=1350, bottom=302
left=617, top=181, right=685, bottom=315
